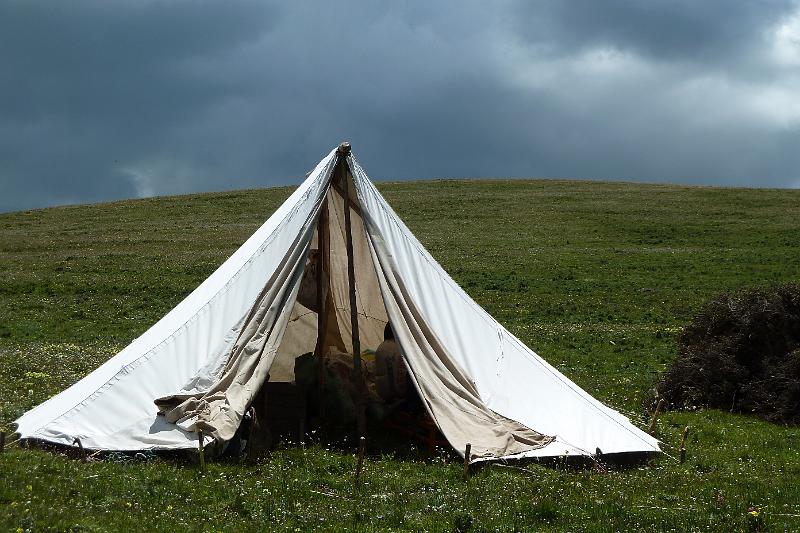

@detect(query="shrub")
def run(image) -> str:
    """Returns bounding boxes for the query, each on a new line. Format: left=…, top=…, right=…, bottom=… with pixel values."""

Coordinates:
left=656, top=283, right=800, bottom=424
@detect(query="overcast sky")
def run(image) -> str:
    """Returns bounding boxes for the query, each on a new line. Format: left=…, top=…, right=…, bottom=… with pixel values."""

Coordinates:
left=2, top=1, right=800, bottom=212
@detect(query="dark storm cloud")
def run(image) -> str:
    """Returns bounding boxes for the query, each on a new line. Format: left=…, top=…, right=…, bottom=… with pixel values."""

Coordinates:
left=1, top=1, right=799, bottom=212
left=0, top=0, right=277, bottom=210
left=514, top=0, right=796, bottom=63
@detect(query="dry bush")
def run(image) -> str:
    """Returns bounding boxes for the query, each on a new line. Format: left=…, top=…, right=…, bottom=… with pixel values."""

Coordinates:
left=657, top=283, right=800, bottom=424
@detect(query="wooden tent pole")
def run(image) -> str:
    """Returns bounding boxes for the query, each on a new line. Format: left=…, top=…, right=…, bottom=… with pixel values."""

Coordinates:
left=648, top=398, right=665, bottom=435
left=463, top=443, right=472, bottom=480
left=338, top=142, right=366, bottom=439
left=313, top=199, right=329, bottom=422
left=197, top=431, right=205, bottom=470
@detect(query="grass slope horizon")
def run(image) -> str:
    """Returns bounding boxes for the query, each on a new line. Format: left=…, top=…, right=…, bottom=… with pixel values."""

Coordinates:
left=1, top=178, right=799, bottom=531
left=5, top=176, right=799, bottom=216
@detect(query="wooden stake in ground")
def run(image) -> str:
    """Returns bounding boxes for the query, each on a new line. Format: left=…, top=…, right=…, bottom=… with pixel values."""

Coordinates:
left=648, top=398, right=666, bottom=435
left=593, top=447, right=608, bottom=473
left=0, top=431, right=5, bottom=454
left=463, top=443, right=472, bottom=480
left=679, top=426, right=689, bottom=463
left=198, top=431, right=205, bottom=470
left=72, top=437, right=87, bottom=462
left=355, top=436, right=366, bottom=483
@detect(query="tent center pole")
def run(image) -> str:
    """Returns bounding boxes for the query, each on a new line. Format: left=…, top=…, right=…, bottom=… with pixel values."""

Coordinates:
left=339, top=144, right=366, bottom=439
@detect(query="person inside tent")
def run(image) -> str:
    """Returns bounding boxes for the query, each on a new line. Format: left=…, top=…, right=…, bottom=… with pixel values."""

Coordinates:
left=295, top=322, right=413, bottom=430
left=374, top=323, right=407, bottom=404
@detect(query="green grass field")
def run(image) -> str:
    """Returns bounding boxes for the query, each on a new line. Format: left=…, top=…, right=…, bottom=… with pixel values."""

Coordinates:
left=1, top=179, right=799, bottom=531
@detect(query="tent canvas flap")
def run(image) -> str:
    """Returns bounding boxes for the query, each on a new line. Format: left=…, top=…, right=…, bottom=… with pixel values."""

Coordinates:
left=154, top=192, right=322, bottom=441
left=363, top=210, right=554, bottom=460
left=13, top=149, right=336, bottom=450
left=349, top=155, right=659, bottom=458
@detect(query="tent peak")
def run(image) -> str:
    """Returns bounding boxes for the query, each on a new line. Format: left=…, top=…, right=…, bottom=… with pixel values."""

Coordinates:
left=337, top=141, right=351, bottom=156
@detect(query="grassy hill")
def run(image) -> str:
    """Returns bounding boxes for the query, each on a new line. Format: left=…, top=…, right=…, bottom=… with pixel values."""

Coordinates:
left=1, top=179, right=799, bottom=531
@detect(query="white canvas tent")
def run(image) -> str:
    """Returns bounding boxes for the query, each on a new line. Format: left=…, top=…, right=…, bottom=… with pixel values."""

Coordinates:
left=15, top=144, right=659, bottom=462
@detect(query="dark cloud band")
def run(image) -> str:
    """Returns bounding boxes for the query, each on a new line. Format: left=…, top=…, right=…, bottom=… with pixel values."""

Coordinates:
left=1, top=1, right=799, bottom=212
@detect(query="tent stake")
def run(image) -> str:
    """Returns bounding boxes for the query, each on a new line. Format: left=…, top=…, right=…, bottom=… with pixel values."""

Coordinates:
left=339, top=146, right=366, bottom=439
left=198, top=431, right=205, bottom=470
left=463, top=443, right=471, bottom=480
left=355, top=436, right=366, bottom=483
left=679, top=426, right=689, bottom=463
left=299, top=417, right=305, bottom=445
left=72, top=437, right=87, bottom=462
left=648, top=398, right=665, bottom=435
left=593, top=447, right=608, bottom=473
left=0, top=431, right=5, bottom=454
